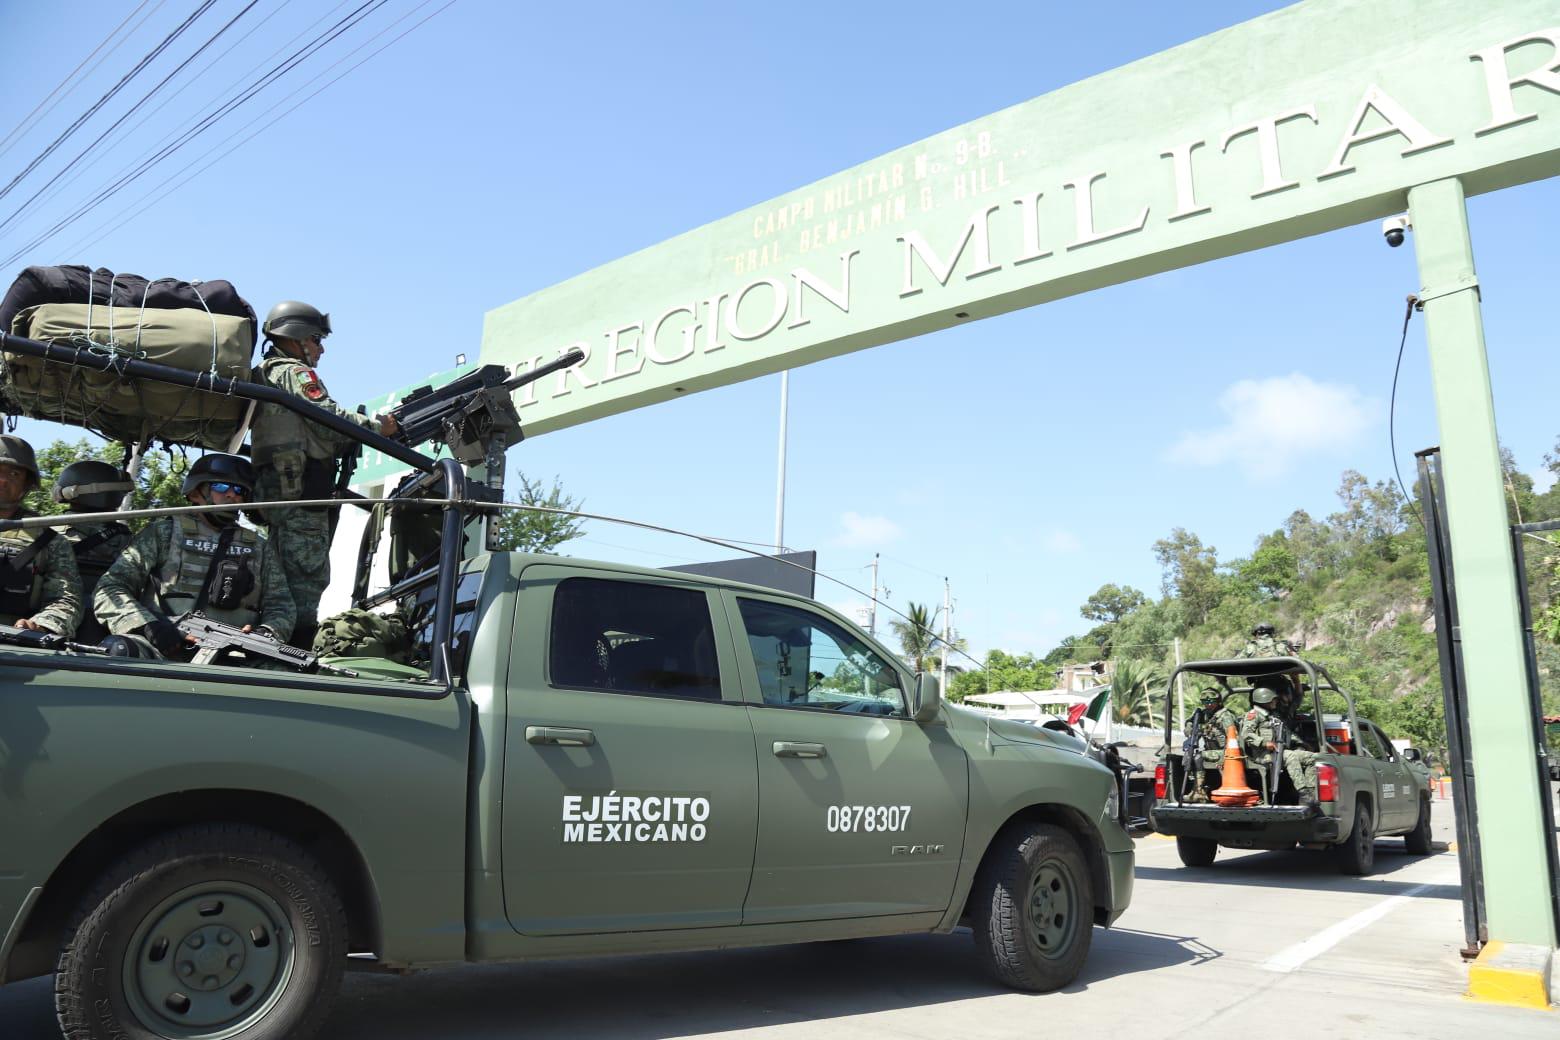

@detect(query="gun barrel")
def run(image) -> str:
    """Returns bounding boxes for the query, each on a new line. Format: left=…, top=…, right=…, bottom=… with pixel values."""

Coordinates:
left=502, top=347, right=586, bottom=393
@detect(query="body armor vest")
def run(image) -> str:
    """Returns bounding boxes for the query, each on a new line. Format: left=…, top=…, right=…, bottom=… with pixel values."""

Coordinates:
left=154, top=514, right=264, bottom=627
left=62, top=521, right=132, bottom=593
left=0, top=523, right=50, bottom=619
left=252, top=354, right=345, bottom=464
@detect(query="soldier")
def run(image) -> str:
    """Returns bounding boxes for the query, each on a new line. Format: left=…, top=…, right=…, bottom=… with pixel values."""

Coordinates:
left=51, top=460, right=133, bottom=643
left=1185, top=686, right=1241, bottom=802
left=0, top=435, right=83, bottom=638
left=1240, top=621, right=1292, bottom=658
left=94, top=453, right=294, bottom=659
left=1240, top=685, right=1319, bottom=803
left=250, top=301, right=396, bottom=648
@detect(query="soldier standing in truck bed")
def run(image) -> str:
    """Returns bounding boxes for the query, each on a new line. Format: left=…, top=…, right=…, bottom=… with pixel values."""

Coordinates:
left=0, top=436, right=82, bottom=639
left=250, top=301, right=397, bottom=648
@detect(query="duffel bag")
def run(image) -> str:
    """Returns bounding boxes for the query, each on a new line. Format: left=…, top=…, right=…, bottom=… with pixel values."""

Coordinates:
left=0, top=265, right=256, bottom=345
left=5, top=302, right=255, bottom=449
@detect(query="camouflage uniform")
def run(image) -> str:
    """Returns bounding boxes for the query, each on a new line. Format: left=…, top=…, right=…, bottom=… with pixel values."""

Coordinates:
left=0, top=513, right=83, bottom=638
left=94, top=513, right=295, bottom=646
left=1239, top=702, right=1319, bottom=800
left=1240, top=633, right=1291, bottom=658
left=250, top=350, right=375, bottom=639
left=58, top=520, right=132, bottom=643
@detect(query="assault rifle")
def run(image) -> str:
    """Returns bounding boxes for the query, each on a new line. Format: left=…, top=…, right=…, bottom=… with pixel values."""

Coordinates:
left=175, top=611, right=355, bottom=676
left=1181, top=708, right=1207, bottom=802
left=0, top=622, right=107, bottom=655
left=389, top=348, right=586, bottom=467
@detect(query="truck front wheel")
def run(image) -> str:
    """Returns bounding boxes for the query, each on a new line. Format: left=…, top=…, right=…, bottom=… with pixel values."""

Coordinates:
left=54, top=823, right=347, bottom=1040
left=971, top=822, right=1095, bottom=992
left=1403, top=797, right=1433, bottom=855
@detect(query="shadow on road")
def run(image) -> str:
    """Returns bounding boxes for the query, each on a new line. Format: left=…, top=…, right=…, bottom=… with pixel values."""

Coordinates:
left=1136, top=841, right=1461, bottom=899
left=319, top=926, right=1217, bottom=1040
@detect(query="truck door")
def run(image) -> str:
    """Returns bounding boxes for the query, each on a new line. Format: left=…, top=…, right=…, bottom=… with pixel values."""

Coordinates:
left=501, top=569, right=759, bottom=935
left=1361, top=722, right=1417, bottom=829
left=724, top=592, right=968, bottom=925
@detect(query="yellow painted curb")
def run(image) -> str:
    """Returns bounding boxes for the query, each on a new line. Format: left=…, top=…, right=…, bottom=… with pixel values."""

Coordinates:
left=1466, top=941, right=1554, bottom=1010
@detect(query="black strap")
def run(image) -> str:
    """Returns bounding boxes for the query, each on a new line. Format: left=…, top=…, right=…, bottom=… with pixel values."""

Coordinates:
left=192, top=525, right=236, bottom=613
left=0, top=528, right=57, bottom=576
left=69, top=524, right=127, bottom=559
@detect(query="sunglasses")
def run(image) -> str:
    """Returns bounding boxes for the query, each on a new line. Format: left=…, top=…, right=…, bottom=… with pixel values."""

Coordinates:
left=207, top=482, right=250, bottom=497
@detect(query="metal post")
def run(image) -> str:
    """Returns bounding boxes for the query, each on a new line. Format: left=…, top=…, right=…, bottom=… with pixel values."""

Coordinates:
left=774, top=371, right=788, bottom=553
left=119, top=433, right=150, bottom=512
left=1174, top=637, right=1185, bottom=736
left=1408, top=177, right=1556, bottom=948
left=868, top=553, right=879, bottom=637
left=940, top=578, right=951, bottom=689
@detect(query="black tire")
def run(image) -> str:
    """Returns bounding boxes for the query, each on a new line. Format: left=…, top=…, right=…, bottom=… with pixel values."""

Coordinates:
left=1404, top=796, right=1433, bottom=855
left=55, top=823, right=347, bottom=1040
left=1335, top=803, right=1376, bottom=875
left=971, top=823, right=1095, bottom=992
left=1176, top=837, right=1218, bottom=868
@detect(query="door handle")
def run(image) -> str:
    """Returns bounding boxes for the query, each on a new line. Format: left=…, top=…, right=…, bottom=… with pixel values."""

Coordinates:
left=526, top=726, right=596, bottom=747
left=773, top=741, right=827, bottom=759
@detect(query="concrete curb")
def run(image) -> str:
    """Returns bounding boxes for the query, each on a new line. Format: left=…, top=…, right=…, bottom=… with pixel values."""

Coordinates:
left=1466, top=941, right=1554, bottom=1010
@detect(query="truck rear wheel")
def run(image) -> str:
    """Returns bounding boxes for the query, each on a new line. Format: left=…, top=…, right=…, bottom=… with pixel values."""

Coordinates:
left=54, top=823, right=347, bottom=1040
left=971, top=822, right=1094, bottom=992
left=1404, top=796, right=1433, bottom=855
left=1175, top=837, right=1218, bottom=868
left=1335, top=803, right=1376, bottom=875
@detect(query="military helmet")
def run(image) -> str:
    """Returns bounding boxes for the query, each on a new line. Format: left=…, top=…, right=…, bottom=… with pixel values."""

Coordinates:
left=181, top=453, right=255, bottom=498
left=1252, top=621, right=1276, bottom=637
left=53, top=460, right=133, bottom=511
left=1250, top=686, right=1279, bottom=706
left=1199, top=686, right=1222, bottom=704
left=262, top=300, right=331, bottom=343
left=0, top=435, right=39, bottom=482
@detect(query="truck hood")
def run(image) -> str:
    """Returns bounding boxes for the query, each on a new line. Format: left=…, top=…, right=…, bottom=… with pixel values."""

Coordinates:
left=943, top=702, right=1091, bottom=755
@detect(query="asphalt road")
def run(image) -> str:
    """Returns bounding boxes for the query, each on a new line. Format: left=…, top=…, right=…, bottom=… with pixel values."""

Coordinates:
left=2, top=793, right=1555, bottom=1039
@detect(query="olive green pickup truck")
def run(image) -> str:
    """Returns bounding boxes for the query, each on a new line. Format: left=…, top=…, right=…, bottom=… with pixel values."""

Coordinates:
left=0, top=551, right=1133, bottom=1040
left=1150, top=657, right=1433, bottom=874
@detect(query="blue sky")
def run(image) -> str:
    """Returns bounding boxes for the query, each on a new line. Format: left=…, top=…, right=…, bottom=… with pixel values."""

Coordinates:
left=0, top=1, right=1555, bottom=661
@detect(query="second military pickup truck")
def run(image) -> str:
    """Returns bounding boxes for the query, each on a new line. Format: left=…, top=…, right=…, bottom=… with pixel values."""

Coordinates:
left=1150, top=657, right=1433, bottom=874
left=0, top=330, right=1133, bottom=1040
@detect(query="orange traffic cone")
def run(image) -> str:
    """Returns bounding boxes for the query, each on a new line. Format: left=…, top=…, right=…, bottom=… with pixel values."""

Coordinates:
left=1210, top=724, right=1259, bottom=807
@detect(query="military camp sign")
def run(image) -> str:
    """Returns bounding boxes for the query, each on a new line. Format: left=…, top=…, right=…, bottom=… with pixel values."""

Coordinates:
left=479, top=0, right=1560, bottom=434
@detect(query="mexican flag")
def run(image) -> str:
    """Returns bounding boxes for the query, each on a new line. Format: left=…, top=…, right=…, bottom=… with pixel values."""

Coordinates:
left=1066, top=687, right=1111, bottom=727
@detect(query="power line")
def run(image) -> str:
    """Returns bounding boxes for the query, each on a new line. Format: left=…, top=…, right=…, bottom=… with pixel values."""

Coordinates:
left=58, top=0, right=460, bottom=263
left=0, top=0, right=262, bottom=240
left=5, top=0, right=399, bottom=266
left=0, top=0, right=162, bottom=164
left=0, top=1, right=216, bottom=207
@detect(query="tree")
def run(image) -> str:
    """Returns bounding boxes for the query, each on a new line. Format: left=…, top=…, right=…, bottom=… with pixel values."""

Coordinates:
left=1081, top=584, right=1146, bottom=624
left=889, top=601, right=939, bottom=673
left=1238, top=533, right=1298, bottom=598
left=1151, top=528, right=1221, bottom=625
left=1108, top=658, right=1165, bottom=729
left=948, top=648, right=1054, bottom=703
left=490, top=473, right=586, bottom=554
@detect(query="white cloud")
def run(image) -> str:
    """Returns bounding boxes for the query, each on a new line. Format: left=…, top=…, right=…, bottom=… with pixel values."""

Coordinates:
left=834, top=511, right=903, bottom=547
left=1041, top=529, right=1082, bottom=552
left=1166, top=373, right=1381, bottom=479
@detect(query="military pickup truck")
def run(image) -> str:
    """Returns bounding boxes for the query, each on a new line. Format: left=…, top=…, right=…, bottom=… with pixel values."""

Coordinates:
left=1150, top=657, right=1433, bottom=875
left=0, top=332, right=1133, bottom=1040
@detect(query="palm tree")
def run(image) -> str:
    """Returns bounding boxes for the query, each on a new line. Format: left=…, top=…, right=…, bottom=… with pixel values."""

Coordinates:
left=1109, top=658, right=1166, bottom=728
left=890, top=602, right=939, bottom=673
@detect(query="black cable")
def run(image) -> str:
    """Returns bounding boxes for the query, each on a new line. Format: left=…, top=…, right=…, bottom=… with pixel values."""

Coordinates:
left=1, top=0, right=391, bottom=266
left=0, top=1, right=261, bottom=239
left=0, top=1, right=216, bottom=206
left=1389, top=293, right=1424, bottom=529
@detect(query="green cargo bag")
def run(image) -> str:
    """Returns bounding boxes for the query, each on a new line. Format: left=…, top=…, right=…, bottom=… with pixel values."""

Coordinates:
left=4, top=301, right=255, bottom=449
left=312, top=607, right=412, bottom=663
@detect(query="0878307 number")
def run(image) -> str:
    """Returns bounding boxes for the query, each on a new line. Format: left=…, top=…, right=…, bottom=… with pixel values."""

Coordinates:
left=826, top=804, right=911, bottom=833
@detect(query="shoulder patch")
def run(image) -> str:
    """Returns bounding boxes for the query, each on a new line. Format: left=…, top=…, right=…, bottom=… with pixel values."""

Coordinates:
left=301, top=370, right=327, bottom=400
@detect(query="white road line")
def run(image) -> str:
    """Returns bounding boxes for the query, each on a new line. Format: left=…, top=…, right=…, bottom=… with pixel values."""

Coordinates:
left=1260, top=883, right=1436, bottom=973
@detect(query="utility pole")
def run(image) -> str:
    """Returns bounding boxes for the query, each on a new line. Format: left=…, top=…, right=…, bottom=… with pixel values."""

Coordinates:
left=940, top=578, right=951, bottom=689
left=1174, top=637, right=1185, bottom=736
left=774, top=371, right=788, bottom=553
left=868, top=553, right=880, bottom=637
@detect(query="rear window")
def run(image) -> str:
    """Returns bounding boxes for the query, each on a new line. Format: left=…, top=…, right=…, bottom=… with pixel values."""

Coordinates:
left=548, top=577, right=722, bottom=701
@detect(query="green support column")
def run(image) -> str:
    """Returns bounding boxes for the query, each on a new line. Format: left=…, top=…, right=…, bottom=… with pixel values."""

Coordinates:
left=1408, top=177, right=1556, bottom=949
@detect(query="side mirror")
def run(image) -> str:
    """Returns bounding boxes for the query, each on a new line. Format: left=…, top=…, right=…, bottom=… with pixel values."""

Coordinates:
left=912, top=672, right=941, bottom=724
left=1402, top=747, right=1422, bottom=762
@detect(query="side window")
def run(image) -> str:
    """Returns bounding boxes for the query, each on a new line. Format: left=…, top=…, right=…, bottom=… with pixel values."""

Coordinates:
left=1356, top=723, right=1386, bottom=760
left=408, top=570, right=484, bottom=678
left=548, top=578, right=722, bottom=701
left=735, top=598, right=905, bottom=717
left=1370, top=725, right=1398, bottom=761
